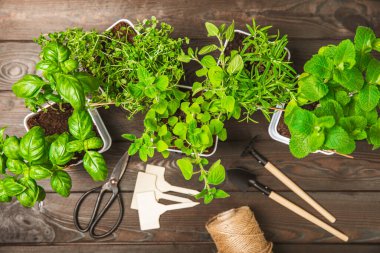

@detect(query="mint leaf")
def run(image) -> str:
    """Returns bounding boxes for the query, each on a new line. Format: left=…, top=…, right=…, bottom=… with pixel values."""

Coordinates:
left=358, top=84, right=380, bottom=112
left=314, top=100, right=343, bottom=122
left=369, top=120, right=380, bottom=146
left=176, top=158, right=193, bottom=180
left=335, top=90, right=351, bottom=106
left=354, top=26, right=376, bottom=54
left=366, top=58, right=380, bottom=84
left=325, top=126, right=355, bottom=154
left=289, top=135, right=312, bottom=158
left=333, top=67, right=363, bottom=91
left=286, top=107, right=316, bottom=136
left=304, top=55, right=333, bottom=79
left=334, top=39, right=356, bottom=70
left=339, top=116, right=367, bottom=140
left=299, top=75, right=329, bottom=102
left=207, top=160, right=225, bottom=185
left=316, top=116, right=335, bottom=128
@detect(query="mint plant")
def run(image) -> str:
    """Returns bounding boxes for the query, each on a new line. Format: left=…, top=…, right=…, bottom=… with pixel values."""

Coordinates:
left=12, top=42, right=100, bottom=112
left=285, top=26, right=380, bottom=158
left=0, top=111, right=108, bottom=207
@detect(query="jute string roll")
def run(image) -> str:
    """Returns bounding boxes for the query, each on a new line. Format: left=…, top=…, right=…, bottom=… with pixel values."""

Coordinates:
left=206, top=206, right=273, bottom=253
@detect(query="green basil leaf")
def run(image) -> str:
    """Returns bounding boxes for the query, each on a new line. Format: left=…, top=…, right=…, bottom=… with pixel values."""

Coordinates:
left=56, top=74, right=85, bottom=110
left=51, top=170, right=72, bottom=197
left=83, top=151, right=108, bottom=181
left=61, top=59, right=78, bottom=73
left=37, top=185, right=46, bottom=202
left=68, top=110, right=93, bottom=140
left=176, top=158, right=193, bottom=180
left=0, top=155, right=5, bottom=174
left=6, top=159, right=26, bottom=175
left=3, top=136, right=22, bottom=160
left=83, top=137, right=103, bottom=150
left=66, top=140, right=84, bottom=153
left=0, top=180, right=12, bottom=202
left=74, top=72, right=101, bottom=94
left=3, top=177, right=26, bottom=196
left=43, top=42, right=70, bottom=62
left=207, top=160, right=225, bottom=185
left=30, top=165, right=52, bottom=180
left=17, top=178, right=39, bottom=207
left=36, top=60, right=60, bottom=72
left=49, top=133, right=74, bottom=165
left=12, top=74, right=45, bottom=98
left=20, top=126, right=46, bottom=162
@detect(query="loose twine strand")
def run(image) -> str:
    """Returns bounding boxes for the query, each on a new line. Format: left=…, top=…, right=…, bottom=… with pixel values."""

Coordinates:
left=206, top=206, right=273, bottom=253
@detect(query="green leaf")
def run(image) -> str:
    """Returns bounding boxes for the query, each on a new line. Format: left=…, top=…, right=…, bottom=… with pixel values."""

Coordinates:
left=316, top=116, right=335, bottom=128
left=299, top=75, right=329, bottom=102
left=333, top=67, right=364, bottom=91
left=335, top=90, right=351, bottom=106
left=158, top=125, right=168, bottom=137
left=56, top=74, right=85, bottom=110
left=199, top=44, right=218, bottom=55
left=192, top=82, right=204, bottom=96
left=51, top=170, right=72, bottom=197
left=12, top=75, right=45, bottom=98
left=17, top=178, right=39, bottom=207
left=289, top=135, right=312, bottom=158
left=6, top=159, right=26, bottom=175
left=214, top=189, right=230, bottom=199
left=173, top=122, right=187, bottom=139
left=304, top=55, right=333, bottom=79
left=209, top=119, right=224, bottom=134
left=369, top=120, right=380, bottom=146
left=201, top=55, right=217, bottom=68
left=339, top=116, right=367, bottom=140
left=36, top=60, right=60, bottom=72
left=3, top=136, right=22, bottom=160
left=144, top=118, right=157, bottom=131
left=195, top=68, right=208, bottom=77
left=0, top=156, right=5, bottom=174
left=83, top=151, right=108, bottom=181
left=30, top=165, right=52, bottom=180
left=354, top=26, right=376, bottom=54
left=205, top=22, right=219, bottom=37
left=286, top=108, right=316, bottom=136
left=333, top=39, right=356, bottom=70
left=20, top=126, right=46, bottom=162
left=176, top=158, right=193, bottom=180
left=227, top=54, right=244, bottom=74
left=221, top=96, right=235, bottom=112
left=155, top=75, right=169, bottom=91
left=49, top=132, right=74, bottom=165
left=178, top=54, right=191, bottom=63
left=204, top=193, right=214, bottom=204
left=68, top=110, right=93, bottom=140
left=207, top=160, right=225, bottom=185
left=83, top=137, right=103, bottom=150
left=128, top=142, right=140, bottom=156
left=37, top=186, right=46, bottom=202
left=74, top=72, right=101, bottom=94
left=122, top=133, right=136, bottom=141
left=43, top=42, right=70, bottom=62
left=374, top=38, right=380, bottom=52
left=366, top=58, right=380, bottom=84
left=168, top=116, right=178, bottom=126
left=3, top=177, right=26, bottom=196
left=225, top=22, right=235, bottom=41
left=66, top=140, right=84, bottom=153
left=358, top=84, right=380, bottom=112
left=314, top=100, right=344, bottom=122
left=325, top=126, right=355, bottom=154
left=218, top=128, right=227, bottom=141
left=0, top=180, right=11, bottom=202
left=156, top=140, right=168, bottom=152
left=61, top=59, right=78, bottom=73
left=208, top=66, right=224, bottom=87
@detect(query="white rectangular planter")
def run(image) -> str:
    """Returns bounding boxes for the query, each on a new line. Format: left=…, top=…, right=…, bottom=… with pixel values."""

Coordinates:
left=268, top=105, right=334, bottom=156
left=24, top=106, right=112, bottom=166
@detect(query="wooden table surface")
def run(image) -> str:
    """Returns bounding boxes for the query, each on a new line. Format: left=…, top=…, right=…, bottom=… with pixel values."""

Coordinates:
left=1, top=1, right=380, bottom=252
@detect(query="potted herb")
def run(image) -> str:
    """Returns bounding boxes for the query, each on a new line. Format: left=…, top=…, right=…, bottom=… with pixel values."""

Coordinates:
left=0, top=116, right=108, bottom=207
left=12, top=42, right=112, bottom=161
left=273, top=26, right=380, bottom=158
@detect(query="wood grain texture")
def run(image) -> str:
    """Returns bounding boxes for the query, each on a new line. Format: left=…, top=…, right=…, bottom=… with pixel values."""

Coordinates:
left=1, top=192, right=379, bottom=244
left=0, top=0, right=379, bottom=40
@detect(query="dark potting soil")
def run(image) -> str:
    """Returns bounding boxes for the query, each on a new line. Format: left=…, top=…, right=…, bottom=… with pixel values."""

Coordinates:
left=277, top=103, right=318, bottom=138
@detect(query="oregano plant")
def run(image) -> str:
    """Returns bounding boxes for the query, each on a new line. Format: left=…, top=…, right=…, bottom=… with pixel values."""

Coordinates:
left=285, top=26, right=380, bottom=158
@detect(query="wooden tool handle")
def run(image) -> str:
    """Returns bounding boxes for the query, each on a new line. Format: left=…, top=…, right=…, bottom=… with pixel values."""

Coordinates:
left=269, top=191, right=348, bottom=242
left=265, top=162, right=336, bottom=223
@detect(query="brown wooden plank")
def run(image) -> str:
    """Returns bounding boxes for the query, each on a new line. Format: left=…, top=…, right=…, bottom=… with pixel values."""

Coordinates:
left=1, top=192, right=379, bottom=243
left=1, top=243, right=380, bottom=253
left=0, top=0, right=379, bottom=40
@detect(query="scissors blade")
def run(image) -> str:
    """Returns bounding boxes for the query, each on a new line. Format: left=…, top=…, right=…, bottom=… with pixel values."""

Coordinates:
left=110, top=151, right=130, bottom=182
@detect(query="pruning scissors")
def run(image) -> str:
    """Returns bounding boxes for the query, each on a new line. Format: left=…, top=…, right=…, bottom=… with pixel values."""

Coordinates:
left=73, top=151, right=130, bottom=239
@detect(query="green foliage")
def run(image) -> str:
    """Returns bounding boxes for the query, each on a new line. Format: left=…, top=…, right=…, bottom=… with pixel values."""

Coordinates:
left=0, top=110, right=108, bottom=207
left=285, top=26, right=380, bottom=158
left=12, top=42, right=100, bottom=112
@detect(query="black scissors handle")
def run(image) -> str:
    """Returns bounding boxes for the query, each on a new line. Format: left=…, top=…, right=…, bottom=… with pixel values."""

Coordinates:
left=73, top=185, right=124, bottom=239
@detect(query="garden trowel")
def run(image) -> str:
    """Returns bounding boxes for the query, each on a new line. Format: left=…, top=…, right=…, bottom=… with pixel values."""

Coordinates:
left=131, top=172, right=194, bottom=210
left=137, top=191, right=199, bottom=230
left=145, top=164, right=200, bottom=196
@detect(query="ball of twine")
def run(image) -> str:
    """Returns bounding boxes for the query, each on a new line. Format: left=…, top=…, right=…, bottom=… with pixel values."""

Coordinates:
left=206, top=206, right=273, bottom=253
